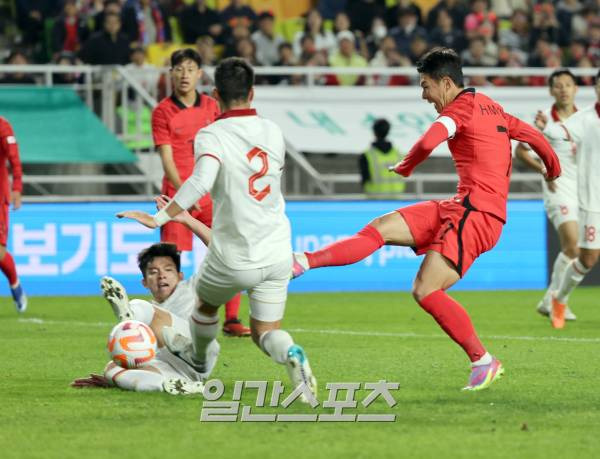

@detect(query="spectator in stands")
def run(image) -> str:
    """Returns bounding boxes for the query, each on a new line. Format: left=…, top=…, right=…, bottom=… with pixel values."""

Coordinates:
left=388, top=7, right=427, bottom=56
left=563, top=38, right=589, bottom=66
left=268, top=42, right=296, bottom=85
left=358, top=118, right=404, bottom=196
left=121, top=0, right=171, bottom=46
left=179, top=0, right=224, bottom=45
left=556, top=0, right=584, bottom=38
left=529, top=1, right=568, bottom=47
left=235, top=38, right=258, bottom=65
left=51, top=0, right=89, bottom=58
left=293, top=9, right=337, bottom=58
left=386, top=0, right=422, bottom=27
left=347, top=0, right=385, bottom=35
left=195, top=36, right=217, bottom=67
left=498, top=9, right=531, bottom=52
left=252, top=11, right=285, bottom=66
left=51, top=51, right=81, bottom=85
left=329, top=30, right=368, bottom=86
left=576, top=55, right=595, bottom=85
left=334, top=11, right=351, bottom=34
left=125, top=46, right=159, bottom=93
left=491, top=45, right=527, bottom=85
left=79, top=11, right=131, bottom=64
left=408, top=35, right=429, bottom=64
left=490, top=0, right=529, bottom=19
left=464, top=0, right=497, bottom=40
left=588, top=23, right=600, bottom=65
left=426, top=0, right=468, bottom=31
left=223, top=22, right=252, bottom=58
left=461, top=36, right=498, bottom=66
left=364, top=16, right=388, bottom=57
left=527, top=36, right=559, bottom=67
left=15, top=0, right=61, bottom=46
left=428, top=8, right=466, bottom=53
left=93, top=0, right=122, bottom=32
left=221, top=0, right=256, bottom=30
left=297, top=35, right=329, bottom=85
left=368, top=35, right=412, bottom=86
left=0, top=50, right=37, bottom=85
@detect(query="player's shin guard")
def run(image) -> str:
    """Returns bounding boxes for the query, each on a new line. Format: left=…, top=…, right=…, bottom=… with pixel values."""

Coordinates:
left=305, top=224, right=385, bottom=269
left=189, top=310, right=219, bottom=364
left=548, top=252, right=573, bottom=293
left=418, top=290, right=486, bottom=363
left=224, top=293, right=241, bottom=321
left=259, top=329, right=294, bottom=364
left=105, top=365, right=165, bottom=392
left=556, top=259, right=590, bottom=303
left=0, top=251, right=18, bottom=286
left=129, top=299, right=155, bottom=325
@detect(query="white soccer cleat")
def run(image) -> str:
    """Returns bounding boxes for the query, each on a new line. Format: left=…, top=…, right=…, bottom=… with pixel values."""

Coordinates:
left=286, top=344, right=317, bottom=403
left=100, top=276, right=133, bottom=321
left=162, top=326, right=220, bottom=381
left=537, top=291, right=576, bottom=321
left=163, top=378, right=205, bottom=395
left=564, top=307, right=577, bottom=321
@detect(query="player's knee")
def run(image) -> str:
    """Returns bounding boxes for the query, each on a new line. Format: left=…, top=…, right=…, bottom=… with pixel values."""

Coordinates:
left=563, top=245, right=579, bottom=260
left=579, top=252, right=599, bottom=270
left=412, top=281, right=433, bottom=303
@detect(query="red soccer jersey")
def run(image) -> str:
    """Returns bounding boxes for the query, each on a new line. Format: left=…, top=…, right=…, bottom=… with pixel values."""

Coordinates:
left=0, top=116, right=23, bottom=200
left=151, top=91, right=220, bottom=191
left=399, top=88, right=561, bottom=222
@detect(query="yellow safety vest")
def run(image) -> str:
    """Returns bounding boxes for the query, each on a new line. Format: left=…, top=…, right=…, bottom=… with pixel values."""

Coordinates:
left=364, top=146, right=405, bottom=195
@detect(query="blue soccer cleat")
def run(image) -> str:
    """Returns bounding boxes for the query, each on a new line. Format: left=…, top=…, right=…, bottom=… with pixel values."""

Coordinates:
left=11, top=282, right=27, bottom=313
left=286, top=344, right=317, bottom=403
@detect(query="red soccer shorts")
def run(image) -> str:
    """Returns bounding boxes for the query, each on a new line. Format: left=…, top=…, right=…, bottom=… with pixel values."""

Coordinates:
left=0, top=200, right=8, bottom=246
left=160, top=190, right=213, bottom=251
left=398, top=198, right=504, bottom=277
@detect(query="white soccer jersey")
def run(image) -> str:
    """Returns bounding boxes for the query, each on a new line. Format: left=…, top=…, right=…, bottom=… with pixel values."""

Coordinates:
left=172, top=108, right=291, bottom=269
left=543, top=103, right=600, bottom=212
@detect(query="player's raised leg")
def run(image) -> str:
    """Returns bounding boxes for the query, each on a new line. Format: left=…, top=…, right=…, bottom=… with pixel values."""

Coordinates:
left=0, top=244, right=26, bottom=313
left=292, top=210, right=415, bottom=278
left=413, top=251, right=503, bottom=391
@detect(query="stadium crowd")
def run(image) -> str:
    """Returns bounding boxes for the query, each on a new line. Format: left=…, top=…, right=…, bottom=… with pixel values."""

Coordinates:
left=0, top=0, right=599, bottom=86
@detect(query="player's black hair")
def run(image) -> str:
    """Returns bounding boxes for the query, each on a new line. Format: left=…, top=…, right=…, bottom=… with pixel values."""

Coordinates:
left=548, top=68, right=577, bottom=88
left=170, top=48, right=202, bottom=68
left=416, top=47, right=464, bottom=88
left=214, top=57, right=254, bottom=106
left=373, top=118, right=390, bottom=140
left=137, top=243, right=181, bottom=277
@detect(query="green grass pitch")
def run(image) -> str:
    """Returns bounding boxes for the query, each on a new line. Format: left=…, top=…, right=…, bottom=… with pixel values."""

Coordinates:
left=2, top=288, right=600, bottom=458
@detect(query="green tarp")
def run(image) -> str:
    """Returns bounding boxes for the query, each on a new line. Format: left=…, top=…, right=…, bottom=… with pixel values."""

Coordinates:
left=0, top=87, right=136, bottom=163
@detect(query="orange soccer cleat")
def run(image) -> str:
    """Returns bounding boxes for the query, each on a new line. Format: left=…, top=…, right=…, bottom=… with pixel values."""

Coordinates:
left=551, top=293, right=566, bottom=329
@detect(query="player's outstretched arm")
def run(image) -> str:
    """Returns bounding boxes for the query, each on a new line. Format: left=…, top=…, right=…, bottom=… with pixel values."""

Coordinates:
left=156, top=195, right=211, bottom=246
left=505, top=113, right=561, bottom=180
left=390, top=120, right=450, bottom=176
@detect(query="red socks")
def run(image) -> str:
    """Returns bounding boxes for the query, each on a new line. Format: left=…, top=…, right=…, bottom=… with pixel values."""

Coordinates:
left=306, top=224, right=385, bottom=269
left=0, top=251, right=18, bottom=286
left=224, top=293, right=242, bottom=322
left=418, top=289, right=486, bottom=362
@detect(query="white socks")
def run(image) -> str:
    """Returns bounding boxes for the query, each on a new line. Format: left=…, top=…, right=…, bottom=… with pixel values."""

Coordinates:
left=129, top=299, right=155, bottom=325
left=556, top=259, right=591, bottom=303
left=471, top=352, right=492, bottom=367
left=105, top=365, right=164, bottom=392
left=548, top=252, right=573, bottom=293
left=189, top=310, right=219, bottom=364
left=259, top=329, right=294, bottom=364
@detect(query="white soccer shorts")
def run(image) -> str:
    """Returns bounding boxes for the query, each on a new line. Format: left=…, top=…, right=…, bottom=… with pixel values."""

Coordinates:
left=579, top=209, right=600, bottom=249
left=196, top=254, right=292, bottom=322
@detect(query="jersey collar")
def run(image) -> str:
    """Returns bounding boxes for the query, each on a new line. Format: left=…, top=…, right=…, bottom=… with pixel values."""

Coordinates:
left=217, top=108, right=257, bottom=120
left=551, top=104, right=577, bottom=122
left=170, top=91, right=201, bottom=110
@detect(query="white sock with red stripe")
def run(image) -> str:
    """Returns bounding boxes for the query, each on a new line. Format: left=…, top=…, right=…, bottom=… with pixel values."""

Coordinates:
left=189, top=310, right=219, bottom=365
left=104, top=365, right=165, bottom=392
left=556, top=259, right=590, bottom=303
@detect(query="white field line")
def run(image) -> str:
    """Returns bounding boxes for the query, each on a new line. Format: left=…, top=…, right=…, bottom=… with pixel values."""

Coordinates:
left=17, top=317, right=600, bottom=344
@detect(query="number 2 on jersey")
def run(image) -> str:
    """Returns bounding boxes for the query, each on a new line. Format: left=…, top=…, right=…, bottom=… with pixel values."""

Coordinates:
left=247, top=147, right=271, bottom=202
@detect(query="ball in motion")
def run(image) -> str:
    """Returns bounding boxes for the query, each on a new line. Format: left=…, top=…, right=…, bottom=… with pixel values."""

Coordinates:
left=107, top=320, right=157, bottom=369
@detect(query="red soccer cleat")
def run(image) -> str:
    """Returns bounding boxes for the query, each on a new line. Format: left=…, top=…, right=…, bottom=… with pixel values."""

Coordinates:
left=222, top=319, right=251, bottom=337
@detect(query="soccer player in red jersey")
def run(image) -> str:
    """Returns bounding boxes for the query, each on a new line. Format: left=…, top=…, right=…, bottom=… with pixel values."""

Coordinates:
left=292, top=48, right=562, bottom=390
left=0, top=116, right=26, bottom=313
left=152, top=49, right=250, bottom=337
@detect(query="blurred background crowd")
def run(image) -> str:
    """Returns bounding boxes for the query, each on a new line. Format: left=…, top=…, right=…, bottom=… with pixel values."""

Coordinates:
left=0, top=0, right=598, bottom=86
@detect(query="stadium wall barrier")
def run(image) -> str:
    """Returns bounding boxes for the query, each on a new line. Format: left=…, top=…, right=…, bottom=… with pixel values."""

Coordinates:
left=0, top=200, right=555, bottom=297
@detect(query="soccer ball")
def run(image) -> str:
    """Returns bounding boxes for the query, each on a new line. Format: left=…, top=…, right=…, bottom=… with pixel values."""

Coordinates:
left=107, top=320, right=157, bottom=369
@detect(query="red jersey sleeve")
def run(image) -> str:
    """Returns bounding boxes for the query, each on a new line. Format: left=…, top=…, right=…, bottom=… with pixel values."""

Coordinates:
left=151, top=105, right=171, bottom=147
left=504, top=112, right=561, bottom=179
left=394, top=122, right=449, bottom=176
left=0, top=119, right=23, bottom=192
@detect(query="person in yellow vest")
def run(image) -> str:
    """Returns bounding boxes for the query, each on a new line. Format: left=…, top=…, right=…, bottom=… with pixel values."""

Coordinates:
left=359, top=118, right=405, bottom=196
